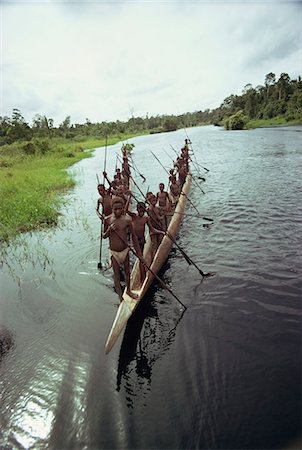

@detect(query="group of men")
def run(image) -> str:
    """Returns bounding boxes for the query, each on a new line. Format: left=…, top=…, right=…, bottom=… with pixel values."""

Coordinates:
left=96, top=140, right=190, bottom=303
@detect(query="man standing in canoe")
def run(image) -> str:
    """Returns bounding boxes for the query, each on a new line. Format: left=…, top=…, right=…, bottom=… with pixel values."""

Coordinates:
left=103, top=197, right=139, bottom=303
left=96, top=184, right=112, bottom=217
left=169, top=176, right=181, bottom=210
left=156, top=182, right=170, bottom=228
left=147, top=194, right=166, bottom=259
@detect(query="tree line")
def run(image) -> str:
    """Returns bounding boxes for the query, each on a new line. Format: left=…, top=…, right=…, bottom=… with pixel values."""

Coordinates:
left=1, top=72, right=301, bottom=145
left=214, top=72, right=302, bottom=129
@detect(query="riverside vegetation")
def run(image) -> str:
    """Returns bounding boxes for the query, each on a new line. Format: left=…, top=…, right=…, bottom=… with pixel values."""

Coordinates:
left=1, top=72, right=301, bottom=241
left=0, top=132, right=147, bottom=241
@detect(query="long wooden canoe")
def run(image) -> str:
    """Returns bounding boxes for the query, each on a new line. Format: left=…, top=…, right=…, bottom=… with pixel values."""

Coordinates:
left=105, top=173, right=192, bottom=354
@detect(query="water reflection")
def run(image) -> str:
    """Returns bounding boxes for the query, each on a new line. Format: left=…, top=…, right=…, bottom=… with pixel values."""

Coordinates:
left=117, top=266, right=186, bottom=408
left=0, top=326, right=14, bottom=360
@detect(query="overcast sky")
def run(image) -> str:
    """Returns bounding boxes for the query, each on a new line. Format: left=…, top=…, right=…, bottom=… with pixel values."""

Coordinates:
left=1, top=0, right=301, bottom=125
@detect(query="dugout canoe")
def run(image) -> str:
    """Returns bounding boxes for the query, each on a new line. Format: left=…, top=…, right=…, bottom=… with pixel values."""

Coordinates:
left=105, top=173, right=192, bottom=354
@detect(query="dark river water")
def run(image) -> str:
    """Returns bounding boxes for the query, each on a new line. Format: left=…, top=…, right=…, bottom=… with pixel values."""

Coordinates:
left=0, top=125, right=301, bottom=449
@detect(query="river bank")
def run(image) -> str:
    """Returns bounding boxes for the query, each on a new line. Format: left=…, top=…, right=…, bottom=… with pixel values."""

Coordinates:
left=246, top=116, right=302, bottom=129
left=0, top=131, right=149, bottom=242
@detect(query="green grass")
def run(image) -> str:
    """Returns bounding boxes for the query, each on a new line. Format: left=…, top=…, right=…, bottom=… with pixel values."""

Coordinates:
left=247, top=117, right=302, bottom=129
left=0, top=131, right=150, bottom=242
left=0, top=152, right=90, bottom=241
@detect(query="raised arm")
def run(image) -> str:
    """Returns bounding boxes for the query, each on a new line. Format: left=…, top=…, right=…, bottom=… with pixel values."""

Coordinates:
left=103, top=171, right=112, bottom=188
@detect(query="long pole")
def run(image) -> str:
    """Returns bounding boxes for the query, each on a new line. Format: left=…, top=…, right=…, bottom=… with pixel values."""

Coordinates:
left=98, top=136, right=107, bottom=269
left=129, top=155, right=146, bottom=182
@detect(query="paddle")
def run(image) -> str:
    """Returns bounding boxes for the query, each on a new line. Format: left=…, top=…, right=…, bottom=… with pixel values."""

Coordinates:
left=129, top=156, right=147, bottom=182
left=98, top=136, right=107, bottom=269
left=166, top=210, right=214, bottom=221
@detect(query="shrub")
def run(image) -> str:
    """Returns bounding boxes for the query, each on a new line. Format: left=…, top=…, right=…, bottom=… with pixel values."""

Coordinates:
left=224, top=110, right=248, bottom=130
left=21, top=141, right=37, bottom=155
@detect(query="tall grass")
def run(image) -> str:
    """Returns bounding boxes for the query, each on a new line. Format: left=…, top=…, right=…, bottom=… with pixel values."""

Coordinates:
left=0, top=152, right=88, bottom=241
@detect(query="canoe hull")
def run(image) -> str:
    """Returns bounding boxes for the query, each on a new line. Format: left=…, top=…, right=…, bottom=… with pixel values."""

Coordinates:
left=105, top=174, right=192, bottom=354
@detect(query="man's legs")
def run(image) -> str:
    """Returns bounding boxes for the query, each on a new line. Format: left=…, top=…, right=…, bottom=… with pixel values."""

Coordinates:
left=124, top=253, right=138, bottom=299
left=111, top=256, right=123, bottom=303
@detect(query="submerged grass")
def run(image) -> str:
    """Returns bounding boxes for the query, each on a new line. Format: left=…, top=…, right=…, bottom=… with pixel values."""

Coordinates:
left=0, top=132, right=149, bottom=242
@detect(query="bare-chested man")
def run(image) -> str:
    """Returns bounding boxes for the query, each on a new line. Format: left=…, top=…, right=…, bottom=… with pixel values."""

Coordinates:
left=115, top=168, right=122, bottom=181
left=156, top=183, right=170, bottom=228
left=181, top=146, right=190, bottom=173
left=176, top=158, right=186, bottom=186
left=127, top=202, right=149, bottom=283
left=146, top=191, right=154, bottom=203
left=103, top=197, right=139, bottom=303
left=122, top=157, right=130, bottom=182
left=113, top=185, right=131, bottom=212
left=96, top=184, right=112, bottom=217
left=169, top=176, right=181, bottom=210
left=147, top=194, right=166, bottom=259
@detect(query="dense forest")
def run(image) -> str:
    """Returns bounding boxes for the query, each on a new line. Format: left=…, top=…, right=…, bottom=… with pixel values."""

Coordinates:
left=1, top=72, right=301, bottom=149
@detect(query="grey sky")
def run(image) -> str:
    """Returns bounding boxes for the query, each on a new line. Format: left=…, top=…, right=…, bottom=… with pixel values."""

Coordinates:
left=1, top=0, right=301, bottom=125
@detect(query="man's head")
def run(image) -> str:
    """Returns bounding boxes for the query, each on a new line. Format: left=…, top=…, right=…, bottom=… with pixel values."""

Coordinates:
left=146, top=192, right=153, bottom=202
left=149, top=194, right=157, bottom=206
left=137, top=202, right=145, bottom=216
left=112, top=197, right=125, bottom=217
left=97, top=184, right=105, bottom=195
left=171, top=176, right=177, bottom=183
left=159, top=183, right=164, bottom=192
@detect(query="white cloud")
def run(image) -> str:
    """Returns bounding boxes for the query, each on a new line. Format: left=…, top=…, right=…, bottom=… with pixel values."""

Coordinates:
left=1, top=0, right=301, bottom=125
